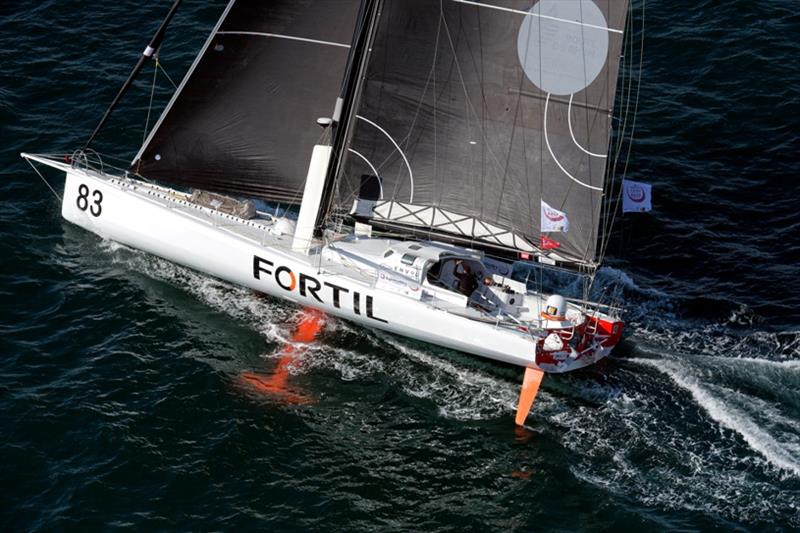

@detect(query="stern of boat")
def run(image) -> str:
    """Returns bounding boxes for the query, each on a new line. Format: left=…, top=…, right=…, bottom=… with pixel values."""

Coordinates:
left=533, top=314, right=624, bottom=374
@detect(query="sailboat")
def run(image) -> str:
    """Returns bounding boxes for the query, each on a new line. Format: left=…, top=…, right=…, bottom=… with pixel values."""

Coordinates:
left=23, top=0, right=636, bottom=425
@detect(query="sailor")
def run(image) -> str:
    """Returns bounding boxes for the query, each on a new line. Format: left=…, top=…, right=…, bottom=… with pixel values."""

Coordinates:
left=454, top=260, right=478, bottom=296
left=541, top=294, right=567, bottom=321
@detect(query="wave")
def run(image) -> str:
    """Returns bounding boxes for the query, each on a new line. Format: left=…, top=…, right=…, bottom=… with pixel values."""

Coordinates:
left=635, top=357, right=800, bottom=478
left=85, top=238, right=800, bottom=526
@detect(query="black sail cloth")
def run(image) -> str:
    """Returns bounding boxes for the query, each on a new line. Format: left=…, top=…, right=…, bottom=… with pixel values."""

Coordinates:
left=135, top=0, right=360, bottom=204
left=337, top=0, right=628, bottom=265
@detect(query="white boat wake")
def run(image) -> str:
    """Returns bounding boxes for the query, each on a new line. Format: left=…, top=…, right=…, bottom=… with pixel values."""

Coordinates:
left=636, top=357, right=800, bottom=478
left=86, top=239, right=800, bottom=526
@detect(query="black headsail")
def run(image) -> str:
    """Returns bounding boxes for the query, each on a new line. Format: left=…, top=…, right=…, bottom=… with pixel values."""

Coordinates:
left=334, top=0, right=629, bottom=267
left=134, top=0, right=360, bottom=204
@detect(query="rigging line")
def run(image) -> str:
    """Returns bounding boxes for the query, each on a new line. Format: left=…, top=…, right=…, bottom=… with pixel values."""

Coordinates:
left=432, top=4, right=442, bottom=221
left=133, top=0, right=236, bottom=165
left=599, top=0, right=645, bottom=265
left=25, top=159, right=62, bottom=202
left=445, top=0, right=479, bottom=221
left=373, top=10, right=441, bottom=185
left=598, top=3, right=635, bottom=262
left=452, top=0, right=624, bottom=34
left=143, top=57, right=159, bottom=147
left=355, top=115, right=414, bottom=202
left=156, top=60, right=178, bottom=89
left=543, top=94, right=603, bottom=192
left=439, top=9, right=507, bottom=182
left=474, top=3, right=487, bottom=224
left=613, top=3, right=636, bottom=163
left=492, top=17, right=528, bottom=224
left=433, top=26, right=513, bottom=251
left=347, top=148, right=384, bottom=199
left=597, top=0, right=635, bottom=261
left=537, top=2, right=544, bottom=233
left=513, top=9, right=534, bottom=234
left=577, top=0, right=596, bottom=266
left=605, top=6, right=635, bottom=222
left=215, top=31, right=350, bottom=49
left=84, top=0, right=183, bottom=151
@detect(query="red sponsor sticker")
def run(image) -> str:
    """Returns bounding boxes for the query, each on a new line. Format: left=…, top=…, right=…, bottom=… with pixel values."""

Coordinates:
left=540, top=235, right=561, bottom=250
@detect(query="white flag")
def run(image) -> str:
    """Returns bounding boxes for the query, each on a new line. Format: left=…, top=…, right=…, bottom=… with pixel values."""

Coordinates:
left=622, top=179, right=652, bottom=213
left=540, top=200, right=570, bottom=233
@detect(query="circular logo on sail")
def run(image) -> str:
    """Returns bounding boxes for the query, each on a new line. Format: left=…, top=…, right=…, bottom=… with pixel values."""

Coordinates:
left=626, top=183, right=646, bottom=203
left=517, top=0, right=610, bottom=95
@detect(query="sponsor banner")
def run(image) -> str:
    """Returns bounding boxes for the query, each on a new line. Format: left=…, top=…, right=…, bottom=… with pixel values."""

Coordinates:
left=622, top=179, right=652, bottom=212
left=375, top=269, right=422, bottom=300
left=540, top=200, right=570, bottom=233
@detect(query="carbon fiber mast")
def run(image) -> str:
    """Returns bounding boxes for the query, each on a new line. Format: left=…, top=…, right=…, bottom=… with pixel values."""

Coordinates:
left=315, top=0, right=382, bottom=236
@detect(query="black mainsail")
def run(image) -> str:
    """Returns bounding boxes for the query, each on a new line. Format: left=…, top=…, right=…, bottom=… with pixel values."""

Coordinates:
left=134, top=0, right=360, bottom=204
left=129, top=0, right=631, bottom=267
left=334, top=0, right=629, bottom=266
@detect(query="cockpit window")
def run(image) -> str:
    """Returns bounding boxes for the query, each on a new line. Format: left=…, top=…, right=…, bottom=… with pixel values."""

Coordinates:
left=401, top=253, right=417, bottom=266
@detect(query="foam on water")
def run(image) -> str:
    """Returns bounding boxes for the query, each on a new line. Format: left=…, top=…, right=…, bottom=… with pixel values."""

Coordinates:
left=95, top=241, right=523, bottom=420
left=637, top=358, right=800, bottom=478
left=556, top=364, right=800, bottom=526
left=85, top=238, right=800, bottom=526
left=99, top=240, right=296, bottom=346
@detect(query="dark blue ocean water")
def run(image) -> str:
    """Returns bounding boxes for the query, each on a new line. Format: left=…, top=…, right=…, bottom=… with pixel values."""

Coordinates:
left=2, top=1, right=799, bottom=530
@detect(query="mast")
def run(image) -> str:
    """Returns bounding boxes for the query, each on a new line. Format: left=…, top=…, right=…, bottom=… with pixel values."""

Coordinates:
left=83, top=0, right=182, bottom=151
left=314, top=0, right=382, bottom=236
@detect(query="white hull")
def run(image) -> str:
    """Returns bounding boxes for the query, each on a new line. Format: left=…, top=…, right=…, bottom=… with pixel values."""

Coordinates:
left=27, top=155, right=621, bottom=374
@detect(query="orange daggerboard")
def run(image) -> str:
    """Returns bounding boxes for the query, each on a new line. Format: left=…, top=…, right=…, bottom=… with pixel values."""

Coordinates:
left=240, top=308, right=325, bottom=404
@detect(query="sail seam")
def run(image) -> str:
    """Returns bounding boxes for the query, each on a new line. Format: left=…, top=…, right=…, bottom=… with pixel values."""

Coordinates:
left=452, top=0, right=623, bottom=34
left=216, top=31, right=350, bottom=49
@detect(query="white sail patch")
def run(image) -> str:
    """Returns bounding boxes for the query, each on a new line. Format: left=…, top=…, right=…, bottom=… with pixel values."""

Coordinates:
left=622, top=179, right=653, bottom=212
left=541, top=200, right=570, bottom=233
left=517, top=0, right=609, bottom=95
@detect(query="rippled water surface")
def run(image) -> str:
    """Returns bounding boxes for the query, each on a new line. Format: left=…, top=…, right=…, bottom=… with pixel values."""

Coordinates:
left=2, top=1, right=799, bottom=530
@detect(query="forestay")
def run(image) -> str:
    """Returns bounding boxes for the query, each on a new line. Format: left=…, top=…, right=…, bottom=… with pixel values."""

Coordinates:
left=335, top=0, right=628, bottom=266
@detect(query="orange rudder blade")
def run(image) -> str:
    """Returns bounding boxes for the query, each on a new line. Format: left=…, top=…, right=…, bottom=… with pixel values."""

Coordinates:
left=515, top=367, right=544, bottom=426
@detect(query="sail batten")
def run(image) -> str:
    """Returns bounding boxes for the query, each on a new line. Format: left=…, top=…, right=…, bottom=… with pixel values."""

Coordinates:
left=452, top=0, right=625, bottom=34
left=215, top=31, right=352, bottom=49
